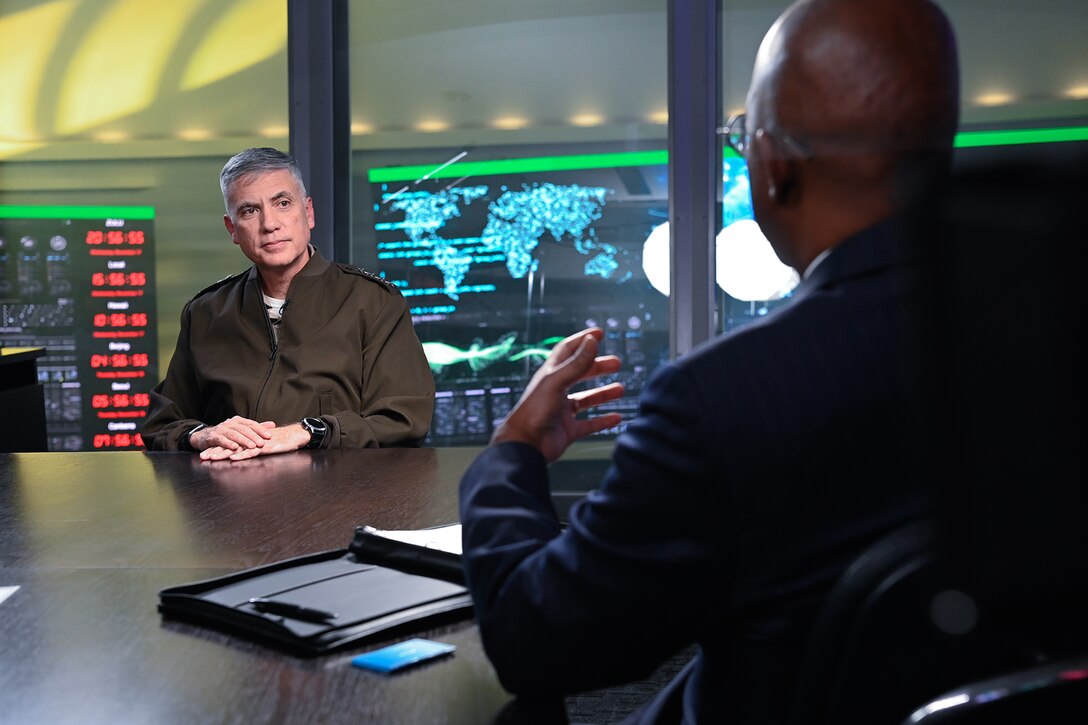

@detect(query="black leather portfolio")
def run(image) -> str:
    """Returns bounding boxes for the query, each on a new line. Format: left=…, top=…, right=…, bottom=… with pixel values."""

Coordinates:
left=158, top=525, right=471, bottom=656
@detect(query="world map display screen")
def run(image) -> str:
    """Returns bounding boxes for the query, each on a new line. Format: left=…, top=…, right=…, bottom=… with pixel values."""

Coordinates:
left=366, top=150, right=665, bottom=445
left=366, top=149, right=759, bottom=446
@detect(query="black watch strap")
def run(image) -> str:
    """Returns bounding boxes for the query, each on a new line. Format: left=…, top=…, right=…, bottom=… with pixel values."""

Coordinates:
left=301, top=417, right=328, bottom=449
left=184, top=423, right=206, bottom=451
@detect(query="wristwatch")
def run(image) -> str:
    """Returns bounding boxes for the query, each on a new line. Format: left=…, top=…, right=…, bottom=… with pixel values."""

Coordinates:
left=184, top=423, right=207, bottom=451
left=300, top=417, right=328, bottom=449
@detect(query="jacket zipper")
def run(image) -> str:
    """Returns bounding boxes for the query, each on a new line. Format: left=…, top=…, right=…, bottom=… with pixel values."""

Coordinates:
left=254, top=302, right=280, bottom=417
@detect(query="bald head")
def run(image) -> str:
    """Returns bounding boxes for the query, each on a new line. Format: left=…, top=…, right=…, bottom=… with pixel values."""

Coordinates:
left=746, top=0, right=960, bottom=270
left=754, top=0, right=959, bottom=153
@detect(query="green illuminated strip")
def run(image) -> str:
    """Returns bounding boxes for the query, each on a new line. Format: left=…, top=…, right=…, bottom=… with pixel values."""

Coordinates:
left=367, top=125, right=1087, bottom=182
left=953, top=126, right=1088, bottom=148
left=0, top=205, right=155, bottom=220
left=369, top=150, right=668, bottom=183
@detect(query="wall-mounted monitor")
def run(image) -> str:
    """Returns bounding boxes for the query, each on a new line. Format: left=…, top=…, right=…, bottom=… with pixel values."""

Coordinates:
left=0, top=205, right=157, bottom=451
left=367, top=150, right=671, bottom=446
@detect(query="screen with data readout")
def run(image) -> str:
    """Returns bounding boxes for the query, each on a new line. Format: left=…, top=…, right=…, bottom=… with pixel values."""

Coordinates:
left=0, top=205, right=157, bottom=451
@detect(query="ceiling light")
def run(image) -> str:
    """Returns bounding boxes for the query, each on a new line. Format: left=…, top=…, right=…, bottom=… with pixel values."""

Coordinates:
left=351, top=122, right=373, bottom=135
left=647, top=110, right=668, bottom=125
left=570, top=114, right=603, bottom=127
left=975, top=92, right=1014, bottom=107
left=416, top=120, right=449, bottom=133
left=94, top=130, right=129, bottom=143
left=0, top=141, right=46, bottom=161
left=259, top=125, right=288, bottom=138
left=493, top=116, right=527, bottom=130
left=1065, top=85, right=1088, bottom=100
left=181, top=0, right=286, bottom=91
left=178, top=128, right=211, bottom=141
left=55, top=0, right=196, bottom=135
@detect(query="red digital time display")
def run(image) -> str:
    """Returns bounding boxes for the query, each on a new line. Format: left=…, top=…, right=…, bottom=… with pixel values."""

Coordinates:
left=85, top=218, right=155, bottom=446
left=85, top=229, right=146, bottom=257
left=93, top=312, right=149, bottom=327
left=90, top=353, right=150, bottom=368
left=92, top=393, right=151, bottom=409
left=85, top=230, right=145, bottom=245
left=92, top=433, right=146, bottom=449
left=2, top=207, right=157, bottom=451
left=91, top=271, right=147, bottom=287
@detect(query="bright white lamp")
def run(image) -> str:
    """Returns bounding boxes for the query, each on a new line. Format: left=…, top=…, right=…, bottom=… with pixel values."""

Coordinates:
left=642, top=221, right=672, bottom=296
left=640, top=219, right=799, bottom=301
left=716, top=219, right=798, bottom=301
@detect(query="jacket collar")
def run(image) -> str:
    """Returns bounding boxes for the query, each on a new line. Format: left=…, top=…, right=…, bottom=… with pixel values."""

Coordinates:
left=243, top=245, right=331, bottom=292
left=791, top=212, right=924, bottom=302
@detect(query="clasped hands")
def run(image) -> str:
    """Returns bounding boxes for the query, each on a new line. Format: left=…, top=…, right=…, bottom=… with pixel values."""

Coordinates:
left=491, top=327, right=626, bottom=463
left=189, top=327, right=623, bottom=463
left=189, top=417, right=310, bottom=461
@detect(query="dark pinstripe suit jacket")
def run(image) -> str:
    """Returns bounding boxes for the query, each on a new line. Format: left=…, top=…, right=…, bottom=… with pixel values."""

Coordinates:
left=460, top=212, right=936, bottom=724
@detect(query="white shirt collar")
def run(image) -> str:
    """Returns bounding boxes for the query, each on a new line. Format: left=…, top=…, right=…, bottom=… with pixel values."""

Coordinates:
left=802, top=248, right=832, bottom=279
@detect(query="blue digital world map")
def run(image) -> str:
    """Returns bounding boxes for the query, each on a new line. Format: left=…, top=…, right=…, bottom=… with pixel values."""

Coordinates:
left=374, top=159, right=754, bottom=373
left=381, top=182, right=616, bottom=300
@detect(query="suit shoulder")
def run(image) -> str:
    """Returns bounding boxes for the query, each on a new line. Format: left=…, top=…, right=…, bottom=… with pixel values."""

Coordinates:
left=334, top=262, right=402, bottom=295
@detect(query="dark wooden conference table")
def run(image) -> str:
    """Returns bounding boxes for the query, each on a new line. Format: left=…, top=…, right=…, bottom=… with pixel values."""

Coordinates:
left=0, top=445, right=612, bottom=724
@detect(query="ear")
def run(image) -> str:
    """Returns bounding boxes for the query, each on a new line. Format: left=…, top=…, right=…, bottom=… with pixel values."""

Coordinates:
left=305, top=197, right=315, bottom=230
left=753, top=129, right=801, bottom=205
left=223, top=214, right=239, bottom=245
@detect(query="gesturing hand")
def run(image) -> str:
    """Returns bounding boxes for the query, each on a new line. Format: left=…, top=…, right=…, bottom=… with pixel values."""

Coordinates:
left=491, top=327, right=625, bottom=463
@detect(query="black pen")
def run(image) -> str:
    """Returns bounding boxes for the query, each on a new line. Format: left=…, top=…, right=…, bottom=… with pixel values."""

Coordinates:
left=248, top=597, right=338, bottom=623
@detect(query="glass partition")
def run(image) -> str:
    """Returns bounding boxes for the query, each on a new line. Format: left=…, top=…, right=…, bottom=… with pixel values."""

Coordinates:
left=4, top=0, right=1084, bottom=450
left=348, top=0, right=669, bottom=446
left=717, top=2, right=796, bottom=335
left=716, top=0, right=1088, bottom=336
left=0, top=0, right=288, bottom=450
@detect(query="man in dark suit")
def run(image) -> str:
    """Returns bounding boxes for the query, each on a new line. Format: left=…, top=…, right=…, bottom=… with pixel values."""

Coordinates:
left=459, top=0, right=960, bottom=722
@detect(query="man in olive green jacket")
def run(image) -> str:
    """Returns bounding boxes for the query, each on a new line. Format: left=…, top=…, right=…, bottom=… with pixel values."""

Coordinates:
left=142, top=147, right=434, bottom=460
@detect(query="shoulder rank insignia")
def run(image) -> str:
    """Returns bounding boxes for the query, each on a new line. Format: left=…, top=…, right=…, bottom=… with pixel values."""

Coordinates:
left=338, top=263, right=400, bottom=293
left=191, top=269, right=247, bottom=299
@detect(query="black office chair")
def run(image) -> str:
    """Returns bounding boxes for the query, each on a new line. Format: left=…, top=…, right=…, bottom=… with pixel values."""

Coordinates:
left=786, top=518, right=1088, bottom=725
left=902, top=652, right=1088, bottom=724
left=786, top=153, right=1088, bottom=725
left=787, top=520, right=949, bottom=724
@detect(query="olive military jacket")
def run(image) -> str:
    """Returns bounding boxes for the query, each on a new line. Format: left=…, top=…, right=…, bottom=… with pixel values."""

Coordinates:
left=142, top=249, right=435, bottom=450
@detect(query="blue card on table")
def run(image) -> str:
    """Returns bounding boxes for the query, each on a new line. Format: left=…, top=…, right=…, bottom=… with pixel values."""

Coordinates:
left=351, top=638, right=456, bottom=673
